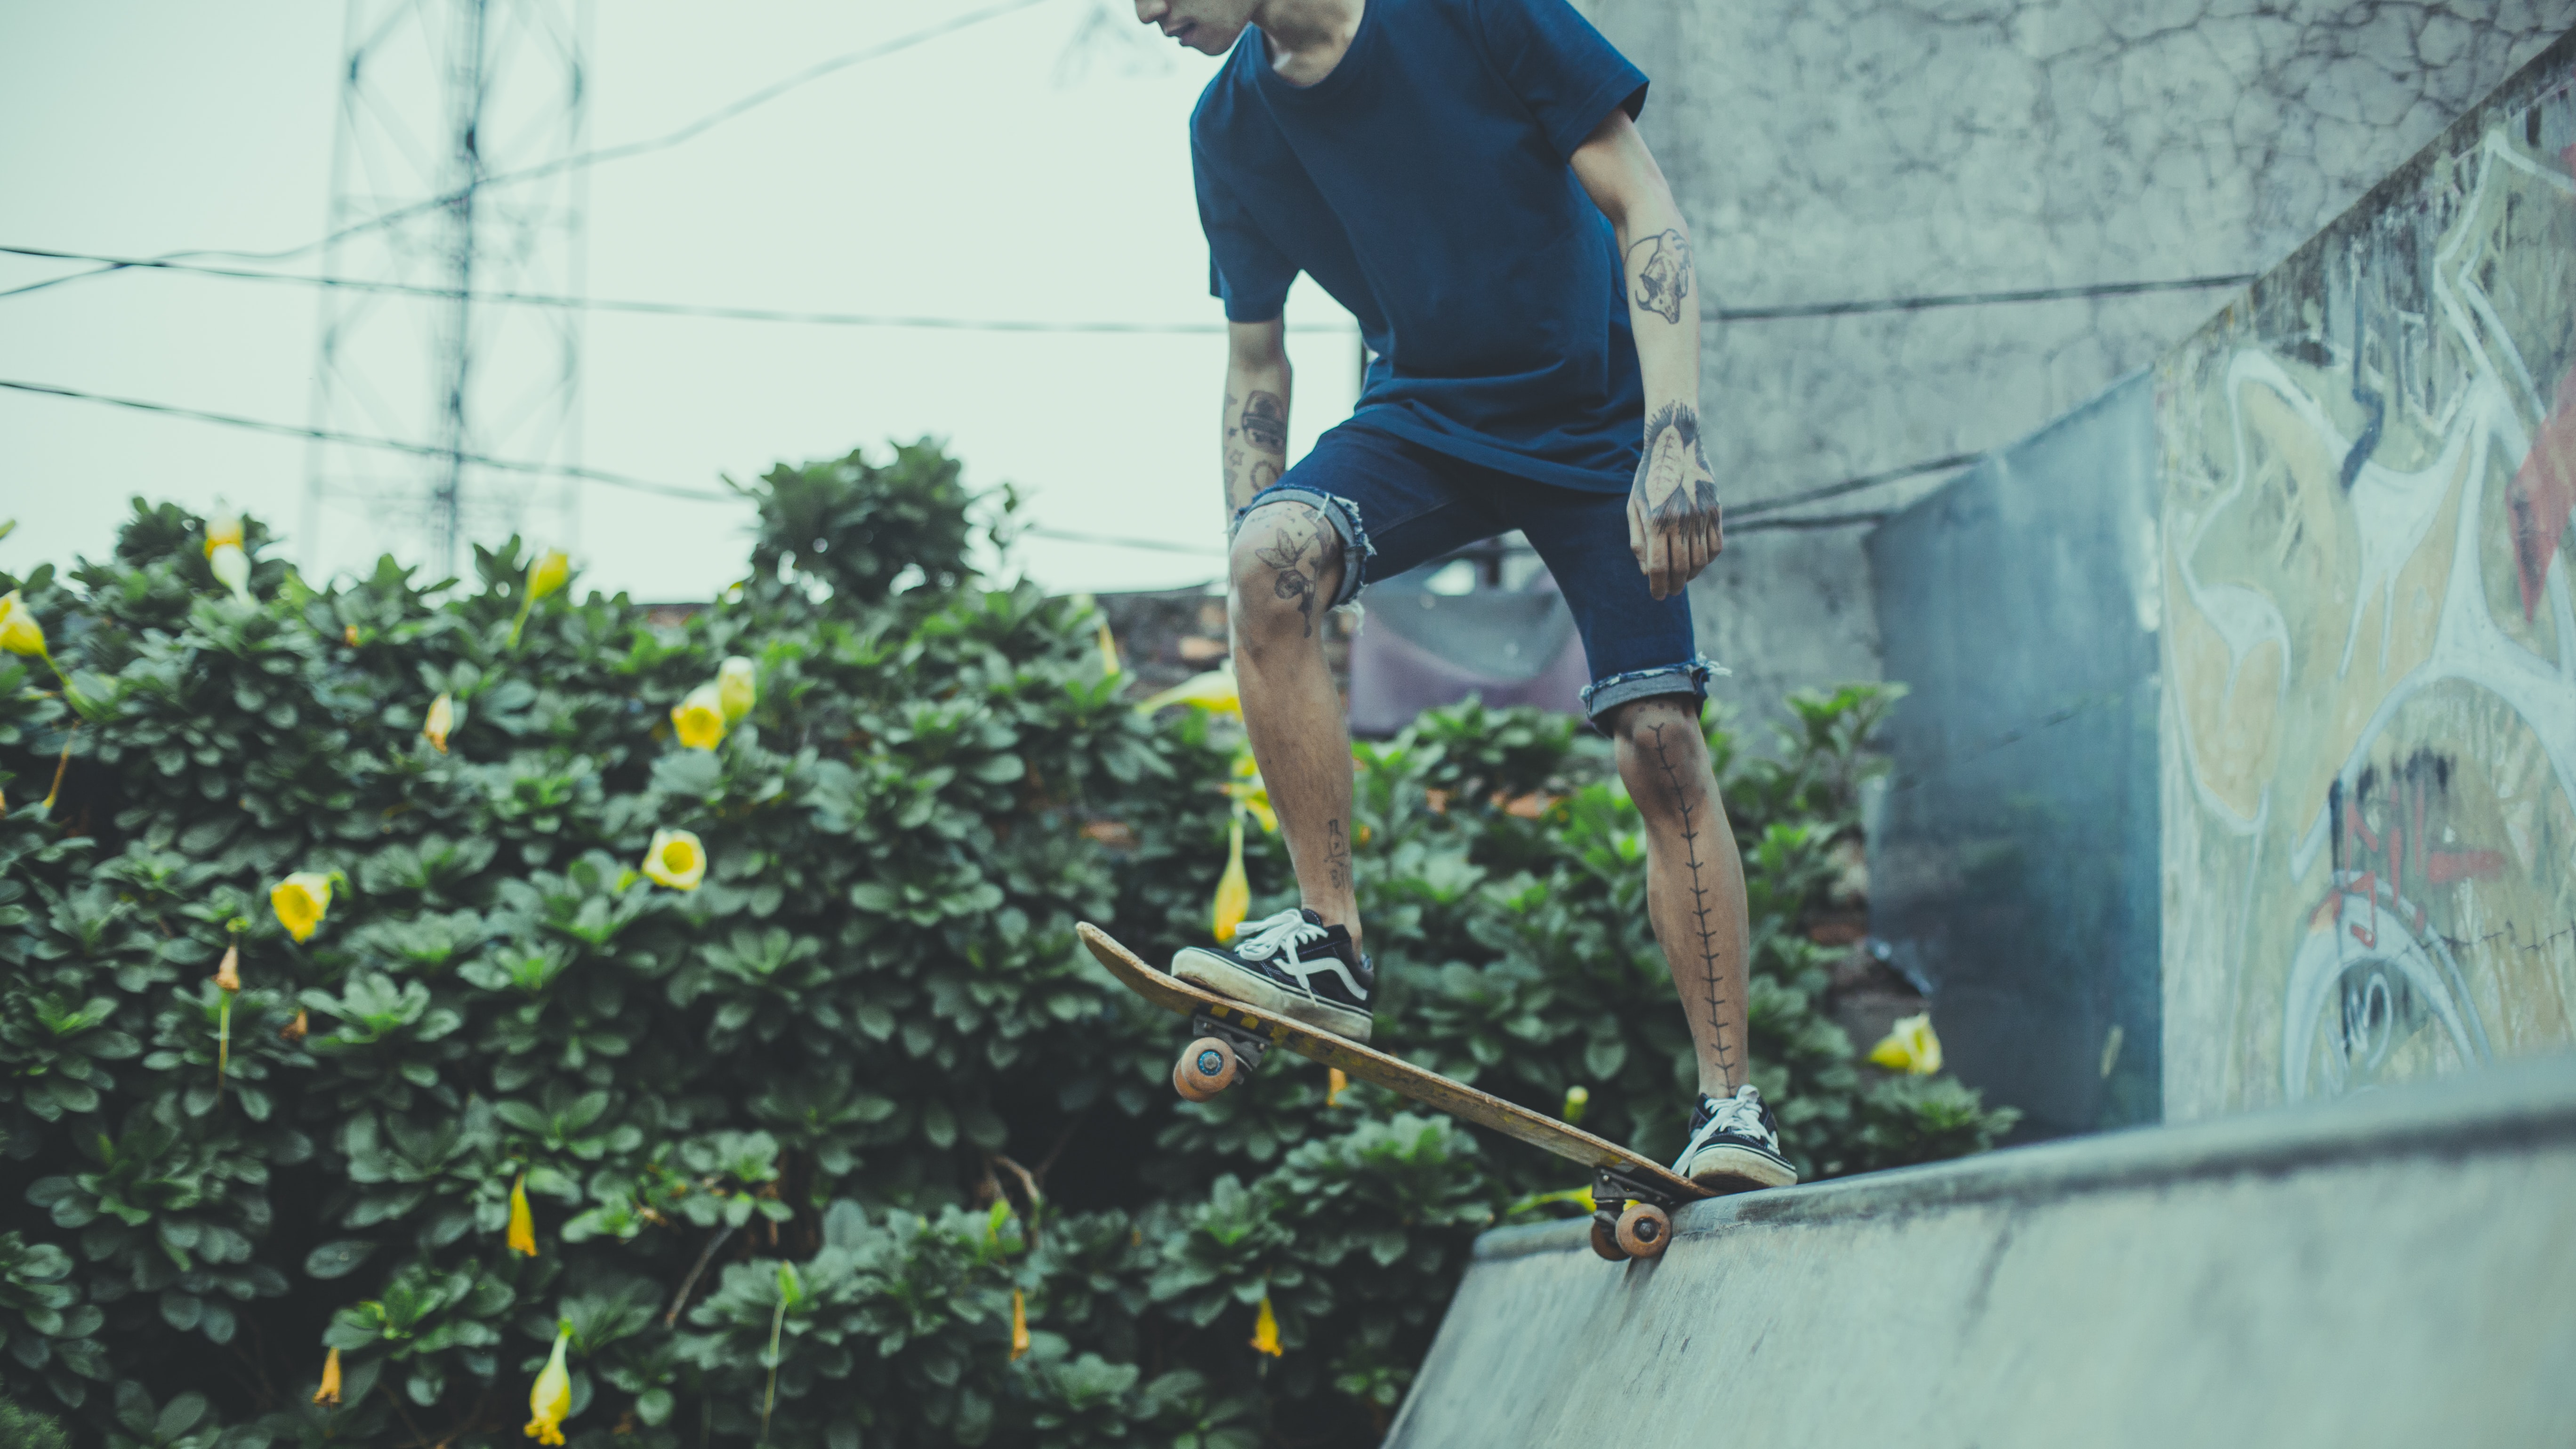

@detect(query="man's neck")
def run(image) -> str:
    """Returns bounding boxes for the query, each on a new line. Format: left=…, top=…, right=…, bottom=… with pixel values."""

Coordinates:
left=1252, top=0, right=1362, bottom=81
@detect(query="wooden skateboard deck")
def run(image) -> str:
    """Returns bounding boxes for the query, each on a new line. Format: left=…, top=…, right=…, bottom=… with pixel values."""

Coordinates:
left=1079, top=922, right=1714, bottom=1259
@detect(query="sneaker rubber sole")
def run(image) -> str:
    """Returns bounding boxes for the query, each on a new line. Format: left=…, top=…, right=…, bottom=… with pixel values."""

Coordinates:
left=1680, top=1141, right=1799, bottom=1192
left=1172, top=948, right=1373, bottom=1044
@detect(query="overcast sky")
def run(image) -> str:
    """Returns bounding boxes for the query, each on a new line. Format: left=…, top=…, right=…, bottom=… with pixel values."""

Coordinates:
left=0, top=0, right=1364, bottom=599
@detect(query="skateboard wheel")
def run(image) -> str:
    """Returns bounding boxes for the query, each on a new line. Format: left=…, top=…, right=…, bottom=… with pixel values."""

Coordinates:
left=1174, top=1036, right=1239, bottom=1100
left=1589, top=1216, right=1630, bottom=1263
left=1614, top=1202, right=1671, bottom=1259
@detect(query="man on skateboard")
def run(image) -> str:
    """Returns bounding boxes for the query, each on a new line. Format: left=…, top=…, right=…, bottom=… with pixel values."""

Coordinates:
left=1138, top=0, right=1795, bottom=1192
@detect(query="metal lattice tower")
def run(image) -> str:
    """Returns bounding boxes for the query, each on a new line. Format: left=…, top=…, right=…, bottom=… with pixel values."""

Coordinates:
left=303, top=0, right=592, bottom=580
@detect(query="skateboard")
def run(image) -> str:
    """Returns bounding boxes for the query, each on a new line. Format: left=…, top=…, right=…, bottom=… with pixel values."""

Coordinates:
left=1077, top=921, right=1713, bottom=1262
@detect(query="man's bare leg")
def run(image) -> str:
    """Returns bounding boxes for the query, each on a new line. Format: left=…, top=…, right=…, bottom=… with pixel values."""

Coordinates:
left=1227, top=499, right=1360, bottom=944
left=1610, top=697, right=1749, bottom=1098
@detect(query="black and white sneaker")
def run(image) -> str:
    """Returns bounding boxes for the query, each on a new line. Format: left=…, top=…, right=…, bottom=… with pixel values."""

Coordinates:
left=1672, top=1084, right=1798, bottom=1192
left=1172, top=907, right=1375, bottom=1043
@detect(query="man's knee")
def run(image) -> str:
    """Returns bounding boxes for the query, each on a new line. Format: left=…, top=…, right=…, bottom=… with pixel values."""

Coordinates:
left=1607, top=695, right=1703, bottom=752
left=1228, top=501, right=1343, bottom=642
left=1610, top=697, right=1715, bottom=813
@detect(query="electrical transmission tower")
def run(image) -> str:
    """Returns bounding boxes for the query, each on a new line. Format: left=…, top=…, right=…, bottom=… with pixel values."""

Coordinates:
left=304, top=0, right=592, bottom=580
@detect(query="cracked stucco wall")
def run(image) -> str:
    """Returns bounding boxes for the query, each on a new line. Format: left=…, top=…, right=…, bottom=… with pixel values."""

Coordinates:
left=1573, top=0, right=2573, bottom=742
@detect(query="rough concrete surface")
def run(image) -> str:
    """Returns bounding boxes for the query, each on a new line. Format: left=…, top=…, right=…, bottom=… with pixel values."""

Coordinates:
left=1868, top=373, right=2164, bottom=1137
left=1385, top=1054, right=2576, bottom=1448
left=2155, top=31, right=2576, bottom=1121
left=1571, top=0, right=2574, bottom=740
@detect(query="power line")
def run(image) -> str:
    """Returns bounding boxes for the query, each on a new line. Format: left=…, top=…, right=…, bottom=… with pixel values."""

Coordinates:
left=1729, top=451, right=1983, bottom=520
left=1730, top=510, right=1892, bottom=533
left=5, top=241, right=2256, bottom=335
left=0, top=0, right=1061, bottom=304
left=1709, top=273, right=2254, bottom=322
left=1016, top=526, right=1224, bottom=555
left=0, top=378, right=731, bottom=502
left=1, top=374, right=1969, bottom=551
left=0, top=245, right=1353, bottom=336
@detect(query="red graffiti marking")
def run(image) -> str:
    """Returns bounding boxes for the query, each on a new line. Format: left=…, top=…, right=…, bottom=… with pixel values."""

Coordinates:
left=2426, top=849, right=2507, bottom=886
left=2512, top=365, right=2576, bottom=620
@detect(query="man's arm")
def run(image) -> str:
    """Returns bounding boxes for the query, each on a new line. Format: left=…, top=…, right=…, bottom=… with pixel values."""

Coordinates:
left=1223, top=319, right=1293, bottom=517
left=1571, top=109, right=1720, bottom=602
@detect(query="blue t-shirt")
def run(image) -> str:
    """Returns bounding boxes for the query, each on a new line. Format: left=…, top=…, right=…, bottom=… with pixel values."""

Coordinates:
left=1191, top=0, right=1650, bottom=495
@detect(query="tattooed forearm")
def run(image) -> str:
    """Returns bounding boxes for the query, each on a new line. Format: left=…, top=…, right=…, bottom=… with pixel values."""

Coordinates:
left=1253, top=512, right=1321, bottom=638
left=1221, top=387, right=1290, bottom=513
left=1646, top=720, right=1736, bottom=1078
left=1240, top=391, right=1287, bottom=454
left=1626, top=228, right=1694, bottom=325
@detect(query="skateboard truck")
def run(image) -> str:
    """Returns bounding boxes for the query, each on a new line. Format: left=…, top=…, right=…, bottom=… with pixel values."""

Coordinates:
left=1590, top=1163, right=1683, bottom=1263
left=1172, top=1009, right=1271, bottom=1101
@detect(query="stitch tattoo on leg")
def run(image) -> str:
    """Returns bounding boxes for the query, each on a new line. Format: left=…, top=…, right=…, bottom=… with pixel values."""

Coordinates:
left=1646, top=716, right=1737, bottom=1080
left=1325, top=817, right=1350, bottom=892
left=1625, top=228, right=1694, bottom=325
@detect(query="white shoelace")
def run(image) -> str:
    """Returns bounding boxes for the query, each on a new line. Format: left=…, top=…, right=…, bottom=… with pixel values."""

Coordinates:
left=1232, top=907, right=1331, bottom=962
left=1700, top=1085, right=1772, bottom=1144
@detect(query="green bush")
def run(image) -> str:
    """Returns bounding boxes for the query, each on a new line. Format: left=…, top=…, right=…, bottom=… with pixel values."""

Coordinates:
left=0, top=443, right=2012, bottom=1447
left=0, top=1390, right=74, bottom=1449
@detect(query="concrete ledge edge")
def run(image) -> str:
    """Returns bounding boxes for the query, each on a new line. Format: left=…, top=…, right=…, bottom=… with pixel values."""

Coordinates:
left=1473, top=1054, right=2576, bottom=1262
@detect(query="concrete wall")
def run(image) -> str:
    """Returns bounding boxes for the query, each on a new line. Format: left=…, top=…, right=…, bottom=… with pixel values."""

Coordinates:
left=1573, top=0, right=2575, bottom=742
left=2156, top=38, right=2576, bottom=1120
left=1868, top=374, right=2164, bottom=1138
left=1386, top=1053, right=2576, bottom=1449
left=1861, top=32, right=2576, bottom=1133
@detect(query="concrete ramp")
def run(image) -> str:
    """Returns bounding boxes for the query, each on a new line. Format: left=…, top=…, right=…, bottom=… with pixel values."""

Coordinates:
left=1387, top=1057, right=2576, bottom=1448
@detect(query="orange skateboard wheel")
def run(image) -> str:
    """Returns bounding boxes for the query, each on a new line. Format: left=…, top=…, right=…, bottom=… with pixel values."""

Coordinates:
left=1589, top=1216, right=1630, bottom=1262
left=1614, top=1201, right=1671, bottom=1259
left=1174, top=1036, right=1240, bottom=1100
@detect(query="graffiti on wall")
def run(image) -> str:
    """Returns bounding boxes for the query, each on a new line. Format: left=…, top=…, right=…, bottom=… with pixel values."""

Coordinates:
left=2157, top=97, right=2576, bottom=1117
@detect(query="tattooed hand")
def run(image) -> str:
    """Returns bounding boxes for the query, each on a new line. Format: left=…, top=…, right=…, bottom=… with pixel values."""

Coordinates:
left=1627, top=402, right=1723, bottom=600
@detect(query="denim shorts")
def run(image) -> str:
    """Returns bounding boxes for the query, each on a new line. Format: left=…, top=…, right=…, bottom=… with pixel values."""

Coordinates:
left=1231, top=421, right=1717, bottom=724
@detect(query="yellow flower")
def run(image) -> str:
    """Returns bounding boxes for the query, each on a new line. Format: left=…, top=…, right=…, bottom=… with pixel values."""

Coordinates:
left=312, top=1346, right=342, bottom=1407
left=1869, top=1013, right=1943, bottom=1075
left=1095, top=617, right=1121, bottom=676
left=423, top=693, right=454, bottom=754
left=525, top=1320, right=573, bottom=1444
left=1249, top=1292, right=1282, bottom=1357
left=203, top=515, right=242, bottom=558
left=1225, top=751, right=1277, bottom=834
left=1211, top=816, right=1249, bottom=943
left=716, top=657, right=757, bottom=722
left=0, top=590, right=49, bottom=659
left=508, top=1172, right=538, bottom=1256
left=670, top=684, right=725, bottom=750
left=209, top=542, right=251, bottom=602
left=527, top=549, right=572, bottom=601
left=280, top=1007, right=309, bottom=1044
left=1009, top=1288, right=1030, bottom=1361
left=1135, top=667, right=1239, bottom=716
left=506, top=550, right=573, bottom=649
left=212, top=943, right=242, bottom=993
left=1327, top=1068, right=1348, bottom=1108
left=1561, top=1085, right=1589, bottom=1125
left=642, top=829, right=706, bottom=891
left=271, top=872, right=335, bottom=943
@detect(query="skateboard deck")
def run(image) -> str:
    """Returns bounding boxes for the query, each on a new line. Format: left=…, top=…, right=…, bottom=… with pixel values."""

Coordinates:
left=1078, top=921, right=1715, bottom=1260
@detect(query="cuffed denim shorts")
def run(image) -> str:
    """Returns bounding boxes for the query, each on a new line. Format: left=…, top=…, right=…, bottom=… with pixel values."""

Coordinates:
left=1230, top=422, right=1717, bottom=726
